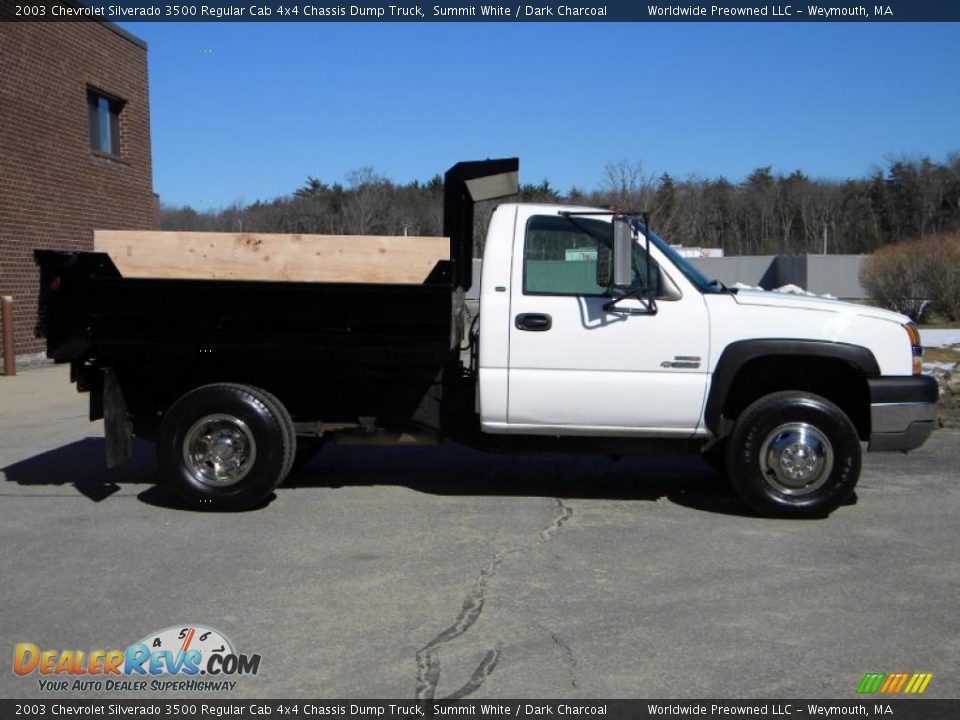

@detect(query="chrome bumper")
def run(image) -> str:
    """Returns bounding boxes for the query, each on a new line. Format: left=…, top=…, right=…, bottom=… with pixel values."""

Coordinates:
left=868, top=376, right=938, bottom=452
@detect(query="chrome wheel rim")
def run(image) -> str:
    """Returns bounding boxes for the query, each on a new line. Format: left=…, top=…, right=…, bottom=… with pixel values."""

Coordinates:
left=182, top=414, right=257, bottom=487
left=758, top=422, right=833, bottom=496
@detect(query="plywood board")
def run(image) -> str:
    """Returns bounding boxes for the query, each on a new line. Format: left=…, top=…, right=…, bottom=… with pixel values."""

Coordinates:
left=94, top=230, right=450, bottom=284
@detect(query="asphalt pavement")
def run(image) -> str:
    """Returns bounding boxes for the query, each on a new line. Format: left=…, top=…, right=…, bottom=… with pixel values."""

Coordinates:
left=1, top=364, right=957, bottom=700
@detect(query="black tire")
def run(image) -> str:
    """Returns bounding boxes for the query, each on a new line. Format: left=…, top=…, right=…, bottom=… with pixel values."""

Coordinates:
left=157, top=383, right=294, bottom=510
left=247, top=386, right=297, bottom=483
left=726, top=391, right=861, bottom=518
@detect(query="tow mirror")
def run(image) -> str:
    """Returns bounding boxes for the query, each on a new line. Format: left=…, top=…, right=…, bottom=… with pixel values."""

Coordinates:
left=601, top=212, right=659, bottom=317
left=612, top=216, right=633, bottom=288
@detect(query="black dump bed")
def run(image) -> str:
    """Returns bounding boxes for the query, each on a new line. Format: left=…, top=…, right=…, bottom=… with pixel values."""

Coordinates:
left=33, top=159, right=520, bottom=433
left=35, top=249, right=457, bottom=426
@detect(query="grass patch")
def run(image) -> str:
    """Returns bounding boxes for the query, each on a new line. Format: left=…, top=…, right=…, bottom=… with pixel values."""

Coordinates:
left=925, top=347, right=960, bottom=364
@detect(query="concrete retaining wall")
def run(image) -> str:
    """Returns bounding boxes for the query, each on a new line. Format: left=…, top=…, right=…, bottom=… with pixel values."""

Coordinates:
left=802, top=255, right=867, bottom=298
left=689, top=256, right=779, bottom=290
left=689, top=254, right=868, bottom=298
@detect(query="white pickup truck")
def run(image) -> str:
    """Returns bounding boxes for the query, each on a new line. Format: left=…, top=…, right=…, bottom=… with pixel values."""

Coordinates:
left=474, top=202, right=936, bottom=516
left=35, top=159, right=937, bottom=517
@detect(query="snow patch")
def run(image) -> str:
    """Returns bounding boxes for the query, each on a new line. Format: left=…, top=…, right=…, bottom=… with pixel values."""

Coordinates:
left=920, top=329, right=960, bottom=348
left=731, top=282, right=837, bottom=300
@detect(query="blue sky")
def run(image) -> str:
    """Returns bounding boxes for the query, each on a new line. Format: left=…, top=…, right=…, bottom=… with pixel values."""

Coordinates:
left=118, top=22, right=960, bottom=209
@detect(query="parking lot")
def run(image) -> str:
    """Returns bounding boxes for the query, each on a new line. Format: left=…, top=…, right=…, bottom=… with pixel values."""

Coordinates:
left=1, top=364, right=958, bottom=700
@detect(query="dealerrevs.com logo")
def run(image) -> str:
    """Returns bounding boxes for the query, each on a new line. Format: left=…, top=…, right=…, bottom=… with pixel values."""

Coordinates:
left=14, top=625, right=261, bottom=692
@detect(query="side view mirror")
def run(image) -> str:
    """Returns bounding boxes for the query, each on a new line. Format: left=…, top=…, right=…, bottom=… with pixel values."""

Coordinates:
left=612, top=216, right=633, bottom=288
left=595, top=216, right=634, bottom=289
left=601, top=212, right=660, bottom=317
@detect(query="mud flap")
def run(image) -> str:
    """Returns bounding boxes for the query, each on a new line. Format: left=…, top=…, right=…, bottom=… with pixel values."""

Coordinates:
left=103, top=368, right=133, bottom=468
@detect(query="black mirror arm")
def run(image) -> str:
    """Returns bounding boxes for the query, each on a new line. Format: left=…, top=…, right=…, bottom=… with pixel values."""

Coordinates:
left=603, top=285, right=659, bottom=315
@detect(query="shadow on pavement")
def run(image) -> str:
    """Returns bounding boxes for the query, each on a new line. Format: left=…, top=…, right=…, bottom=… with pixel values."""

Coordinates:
left=3, top=437, right=757, bottom=517
left=1, top=437, right=156, bottom=502
left=136, top=484, right=275, bottom=513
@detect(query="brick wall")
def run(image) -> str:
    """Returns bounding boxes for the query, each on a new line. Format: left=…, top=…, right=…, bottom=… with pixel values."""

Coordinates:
left=0, top=22, right=156, bottom=359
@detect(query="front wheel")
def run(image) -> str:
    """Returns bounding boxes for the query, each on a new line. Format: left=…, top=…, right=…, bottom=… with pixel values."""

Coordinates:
left=157, top=383, right=294, bottom=510
left=726, top=391, right=861, bottom=518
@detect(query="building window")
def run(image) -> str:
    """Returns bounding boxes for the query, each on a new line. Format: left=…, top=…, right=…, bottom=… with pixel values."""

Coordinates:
left=87, top=89, right=123, bottom=157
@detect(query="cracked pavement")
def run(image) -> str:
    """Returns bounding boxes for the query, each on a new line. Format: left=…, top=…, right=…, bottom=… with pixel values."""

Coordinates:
left=415, top=497, right=573, bottom=701
left=1, top=364, right=959, bottom=699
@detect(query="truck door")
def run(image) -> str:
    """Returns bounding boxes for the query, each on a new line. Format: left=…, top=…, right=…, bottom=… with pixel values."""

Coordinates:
left=506, top=211, right=710, bottom=435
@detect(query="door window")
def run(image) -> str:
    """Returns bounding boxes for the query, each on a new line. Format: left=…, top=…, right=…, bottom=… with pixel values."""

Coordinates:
left=523, top=215, right=659, bottom=296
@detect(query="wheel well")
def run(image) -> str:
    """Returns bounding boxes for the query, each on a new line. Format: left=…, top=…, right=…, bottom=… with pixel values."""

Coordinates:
left=720, top=355, right=871, bottom=440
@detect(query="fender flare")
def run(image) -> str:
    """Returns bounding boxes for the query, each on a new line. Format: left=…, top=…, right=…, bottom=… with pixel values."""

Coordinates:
left=704, top=339, right=880, bottom=435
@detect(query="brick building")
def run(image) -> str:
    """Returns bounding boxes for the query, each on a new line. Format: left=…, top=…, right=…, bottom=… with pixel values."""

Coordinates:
left=0, top=22, right=157, bottom=363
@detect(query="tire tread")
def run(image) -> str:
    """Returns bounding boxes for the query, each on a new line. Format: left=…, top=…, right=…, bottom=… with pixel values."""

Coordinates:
left=726, top=390, right=861, bottom=518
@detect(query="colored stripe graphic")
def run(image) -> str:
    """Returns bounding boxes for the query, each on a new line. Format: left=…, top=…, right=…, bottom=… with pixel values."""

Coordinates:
left=860, top=672, right=933, bottom=694
left=880, top=673, right=908, bottom=693
left=857, top=673, right=885, bottom=694
left=903, top=673, right=933, bottom=694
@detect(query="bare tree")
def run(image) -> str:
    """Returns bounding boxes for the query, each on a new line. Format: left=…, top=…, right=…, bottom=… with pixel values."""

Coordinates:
left=602, top=159, right=651, bottom=211
left=343, top=167, right=389, bottom=234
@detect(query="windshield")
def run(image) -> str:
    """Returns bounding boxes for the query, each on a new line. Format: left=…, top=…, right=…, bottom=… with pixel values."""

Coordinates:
left=633, top=221, right=724, bottom=294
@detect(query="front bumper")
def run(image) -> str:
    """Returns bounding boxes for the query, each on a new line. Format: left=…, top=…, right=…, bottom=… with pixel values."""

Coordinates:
left=868, top=376, right=938, bottom=452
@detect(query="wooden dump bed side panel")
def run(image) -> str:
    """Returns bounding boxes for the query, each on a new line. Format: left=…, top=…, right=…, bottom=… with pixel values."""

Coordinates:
left=94, top=230, right=450, bottom=284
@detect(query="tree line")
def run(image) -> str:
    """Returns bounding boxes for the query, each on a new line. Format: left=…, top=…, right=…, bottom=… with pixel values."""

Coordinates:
left=160, top=154, right=960, bottom=257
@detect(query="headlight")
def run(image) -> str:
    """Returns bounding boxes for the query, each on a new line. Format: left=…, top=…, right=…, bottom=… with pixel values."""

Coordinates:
left=904, top=323, right=922, bottom=375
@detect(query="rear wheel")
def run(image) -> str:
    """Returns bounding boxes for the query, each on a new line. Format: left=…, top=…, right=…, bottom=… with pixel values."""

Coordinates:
left=726, top=391, right=861, bottom=518
left=158, top=383, right=294, bottom=510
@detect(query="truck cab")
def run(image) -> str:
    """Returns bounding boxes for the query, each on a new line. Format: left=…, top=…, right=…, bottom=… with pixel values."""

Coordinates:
left=479, top=203, right=710, bottom=437
left=474, top=203, right=936, bottom=516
